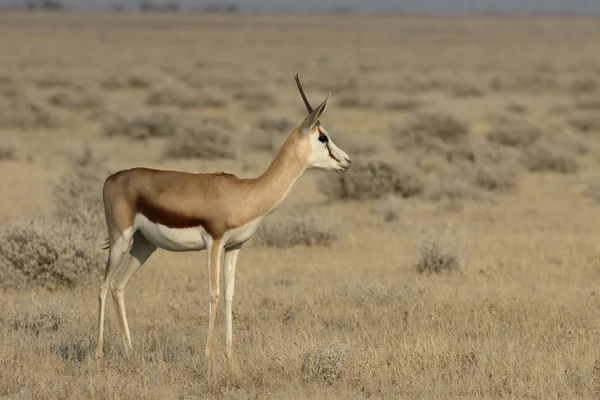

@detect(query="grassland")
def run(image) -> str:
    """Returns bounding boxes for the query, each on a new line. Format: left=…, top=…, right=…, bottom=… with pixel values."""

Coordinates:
left=1, top=11, right=600, bottom=399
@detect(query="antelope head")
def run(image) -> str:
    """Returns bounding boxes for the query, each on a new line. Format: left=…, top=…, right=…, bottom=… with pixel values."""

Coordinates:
left=295, top=74, right=351, bottom=172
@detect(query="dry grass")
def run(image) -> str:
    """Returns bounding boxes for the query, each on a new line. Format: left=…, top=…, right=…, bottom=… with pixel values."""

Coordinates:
left=2, top=12, right=600, bottom=400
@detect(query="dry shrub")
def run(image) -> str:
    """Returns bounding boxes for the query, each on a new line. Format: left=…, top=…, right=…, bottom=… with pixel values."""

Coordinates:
left=568, top=112, right=600, bottom=134
left=255, top=212, right=338, bottom=248
left=32, top=72, right=72, bottom=89
left=246, top=130, right=286, bottom=154
left=426, top=179, right=482, bottom=202
left=471, top=162, right=519, bottom=193
left=333, top=132, right=378, bottom=157
left=163, top=118, right=236, bottom=159
left=383, top=97, right=423, bottom=112
left=446, top=81, right=484, bottom=98
left=505, top=103, right=528, bottom=114
left=574, top=95, right=600, bottom=111
left=317, top=160, right=423, bottom=201
left=371, top=195, right=403, bottom=222
left=47, top=89, right=103, bottom=111
left=146, top=81, right=225, bottom=109
left=0, top=215, right=104, bottom=290
left=336, top=92, right=372, bottom=109
left=300, top=340, right=349, bottom=385
left=519, top=142, right=578, bottom=174
left=0, top=146, right=15, bottom=160
left=234, top=90, right=276, bottom=111
left=52, top=147, right=108, bottom=220
left=100, top=73, right=153, bottom=90
left=390, top=112, right=471, bottom=160
left=486, top=117, right=543, bottom=148
left=395, top=76, right=441, bottom=94
left=569, top=78, right=599, bottom=95
left=415, top=232, right=460, bottom=274
left=584, top=183, right=600, bottom=203
left=0, top=148, right=108, bottom=290
left=102, top=108, right=179, bottom=140
left=0, top=96, right=58, bottom=129
left=255, top=117, right=294, bottom=133
left=491, top=74, right=557, bottom=94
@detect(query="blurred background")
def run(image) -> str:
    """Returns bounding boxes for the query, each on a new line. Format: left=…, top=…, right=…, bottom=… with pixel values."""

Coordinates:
left=1, top=1, right=600, bottom=399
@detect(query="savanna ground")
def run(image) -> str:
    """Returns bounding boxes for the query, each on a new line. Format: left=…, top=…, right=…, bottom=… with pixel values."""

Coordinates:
left=1, top=10, right=600, bottom=399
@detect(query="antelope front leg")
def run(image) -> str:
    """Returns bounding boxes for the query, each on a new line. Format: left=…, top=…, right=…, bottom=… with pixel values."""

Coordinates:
left=205, top=238, right=223, bottom=358
left=224, top=244, right=241, bottom=360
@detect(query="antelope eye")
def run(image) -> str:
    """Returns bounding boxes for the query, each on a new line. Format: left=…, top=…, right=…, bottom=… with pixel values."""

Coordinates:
left=318, top=135, right=329, bottom=143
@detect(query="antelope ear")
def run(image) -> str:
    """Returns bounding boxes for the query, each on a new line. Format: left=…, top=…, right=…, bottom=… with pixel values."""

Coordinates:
left=300, top=92, right=330, bottom=135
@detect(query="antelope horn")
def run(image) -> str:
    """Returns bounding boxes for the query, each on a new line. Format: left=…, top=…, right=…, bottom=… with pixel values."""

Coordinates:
left=294, top=73, right=321, bottom=126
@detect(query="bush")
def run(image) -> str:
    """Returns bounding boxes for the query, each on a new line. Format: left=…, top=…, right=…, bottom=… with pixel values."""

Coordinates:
left=102, top=108, right=179, bottom=140
left=486, top=117, right=543, bottom=148
left=519, top=142, right=578, bottom=174
left=255, top=212, right=338, bottom=248
left=0, top=216, right=104, bottom=291
left=52, top=147, right=108, bottom=221
left=568, top=112, right=600, bottom=134
left=47, top=90, right=103, bottom=111
left=100, top=73, right=153, bottom=90
left=0, top=148, right=108, bottom=291
left=446, top=81, right=484, bottom=98
left=146, top=81, right=225, bottom=109
left=234, top=90, right=276, bottom=111
left=371, top=195, right=403, bottom=222
left=0, top=96, right=58, bottom=129
left=317, top=160, right=423, bottom=201
left=0, top=146, right=15, bottom=161
left=163, top=118, right=236, bottom=159
left=383, top=97, right=423, bottom=112
left=415, top=235, right=459, bottom=274
left=255, top=117, right=294, bottom=133
left=390, top=112, right=470, bottom=159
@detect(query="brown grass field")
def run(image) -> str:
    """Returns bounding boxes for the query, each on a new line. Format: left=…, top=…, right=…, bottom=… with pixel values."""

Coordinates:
left=1, top=10, right=600, bottom=399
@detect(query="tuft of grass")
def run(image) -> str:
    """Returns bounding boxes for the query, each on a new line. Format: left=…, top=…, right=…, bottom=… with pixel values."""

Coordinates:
left=255, top=212, right=338, bottom=248
left=415, top=233, right=460, bottom=274
left=300, top=340, right=349, bottom=386
left=317, top=160, right=423, bottom=201
left=163, top=118, right=236, bottom=159
left=13, top=310, right=61, bottom=336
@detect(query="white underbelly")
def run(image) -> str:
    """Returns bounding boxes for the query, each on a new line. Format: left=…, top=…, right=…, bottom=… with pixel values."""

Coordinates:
left=133, top=214, right=207, bottom=252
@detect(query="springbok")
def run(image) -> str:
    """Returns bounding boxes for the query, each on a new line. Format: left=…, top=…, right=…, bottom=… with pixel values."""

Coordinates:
left=95, top=75, right=351, bottom=360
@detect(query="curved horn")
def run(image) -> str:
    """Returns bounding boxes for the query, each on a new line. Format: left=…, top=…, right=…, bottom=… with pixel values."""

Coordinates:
left=294, top=74, right=321, bottom=126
